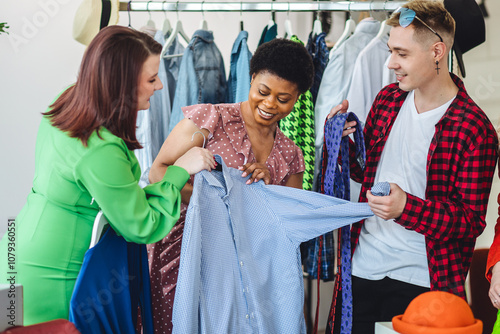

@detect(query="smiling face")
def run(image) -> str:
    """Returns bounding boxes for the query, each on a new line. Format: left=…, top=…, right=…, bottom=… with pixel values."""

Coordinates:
left=387, top=25, right=441, bottom=92
left=137, top=55, right=163, bottom=111
left=247, top=71, right=299, bottom=127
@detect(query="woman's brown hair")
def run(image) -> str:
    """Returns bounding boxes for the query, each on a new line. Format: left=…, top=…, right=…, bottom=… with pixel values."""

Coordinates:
left=44, top=25, right=162, bottom=150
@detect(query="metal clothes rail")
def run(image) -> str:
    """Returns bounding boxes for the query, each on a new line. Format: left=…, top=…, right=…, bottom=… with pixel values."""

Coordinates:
left=119, top=1, right=406, bottom=12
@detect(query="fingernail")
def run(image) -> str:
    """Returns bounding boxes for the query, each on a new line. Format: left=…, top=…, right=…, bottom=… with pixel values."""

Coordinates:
left=246, top=179, right=252, bottom=184
left=241, top=172, right=247, bottom=177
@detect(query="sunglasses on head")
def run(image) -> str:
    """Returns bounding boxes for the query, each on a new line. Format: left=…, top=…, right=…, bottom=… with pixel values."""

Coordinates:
left=394, top=7, right=443, bottom=43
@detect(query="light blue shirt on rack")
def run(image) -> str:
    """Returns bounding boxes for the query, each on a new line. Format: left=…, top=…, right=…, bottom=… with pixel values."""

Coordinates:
left=227, top=30, right=252, bottom=103
left=172, top=156, right=380, bottom=334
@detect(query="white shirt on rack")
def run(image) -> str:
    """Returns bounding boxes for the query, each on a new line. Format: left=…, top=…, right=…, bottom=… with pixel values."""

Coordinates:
left=346, top=33, right=390, bottom=126
left=313, top=19, right=380, bottom=190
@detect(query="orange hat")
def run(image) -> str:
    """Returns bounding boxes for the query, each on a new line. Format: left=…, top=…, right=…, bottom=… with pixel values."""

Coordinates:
left=392, top=291, right=482, bottom=334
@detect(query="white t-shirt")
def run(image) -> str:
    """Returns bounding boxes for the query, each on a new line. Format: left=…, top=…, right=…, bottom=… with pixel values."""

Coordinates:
left=352, top=91, right=455, bottom=287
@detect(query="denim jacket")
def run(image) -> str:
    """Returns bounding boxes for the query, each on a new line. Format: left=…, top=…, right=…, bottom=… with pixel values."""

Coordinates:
left=227, top=31, right=252, bottom=103
left=169, top=30, right=227, bottom=134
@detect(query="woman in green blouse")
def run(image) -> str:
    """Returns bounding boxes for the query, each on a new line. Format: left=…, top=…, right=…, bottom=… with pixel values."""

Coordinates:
left=0, top=26, right=215, bottom=325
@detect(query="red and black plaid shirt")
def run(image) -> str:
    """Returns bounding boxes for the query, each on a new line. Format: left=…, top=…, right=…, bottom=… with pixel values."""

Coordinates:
left=349, top=74, right=498, bottom=298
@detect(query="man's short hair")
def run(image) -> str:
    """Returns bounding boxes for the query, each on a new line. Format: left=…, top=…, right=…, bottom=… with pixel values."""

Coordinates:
left=387, top=0, right=456, bottom=49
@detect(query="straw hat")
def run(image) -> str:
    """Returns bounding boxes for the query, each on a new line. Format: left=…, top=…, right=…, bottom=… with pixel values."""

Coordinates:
left=392, top=291, right=482, bottom=334
left=73, top=0, right=120, bottom=46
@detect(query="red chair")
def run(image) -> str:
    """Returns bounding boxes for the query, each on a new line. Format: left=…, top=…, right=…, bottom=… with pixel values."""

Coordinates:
left=0, top=319, right=80, bottom=334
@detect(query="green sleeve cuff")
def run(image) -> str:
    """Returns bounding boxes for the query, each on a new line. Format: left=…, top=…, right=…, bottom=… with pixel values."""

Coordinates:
left=162, top=165, right=190, bottom=190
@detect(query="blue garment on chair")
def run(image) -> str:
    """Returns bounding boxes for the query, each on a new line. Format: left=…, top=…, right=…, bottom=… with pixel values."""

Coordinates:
left=69, top=228, right=153, bottom=334
left=172, top=155, right=384, bottom=334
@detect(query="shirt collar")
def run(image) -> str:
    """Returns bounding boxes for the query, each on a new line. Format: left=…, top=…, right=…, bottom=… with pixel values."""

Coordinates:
left=231, top=30, right=249, bottom=55
left=392, top=73, right=468, bottom=123
left=200, top=155, right=235, bottom=194
left=192, top=29, right=214, bottom=43
left=353, top=18, right=381, bottom=35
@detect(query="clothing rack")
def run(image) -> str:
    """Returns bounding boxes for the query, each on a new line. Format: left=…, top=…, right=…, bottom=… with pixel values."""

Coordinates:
left=119, top=1, right=406, bottom=13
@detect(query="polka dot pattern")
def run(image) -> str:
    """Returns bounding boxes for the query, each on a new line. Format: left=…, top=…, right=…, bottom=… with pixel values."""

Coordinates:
left=147, top=103, right=305, bottom=333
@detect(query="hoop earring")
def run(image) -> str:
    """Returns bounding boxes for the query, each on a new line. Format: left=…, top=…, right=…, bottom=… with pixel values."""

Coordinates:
left=435, top=60, right=440, bottom=75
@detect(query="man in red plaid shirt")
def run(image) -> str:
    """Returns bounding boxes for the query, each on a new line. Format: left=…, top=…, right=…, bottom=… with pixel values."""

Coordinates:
left=327, top=0, right=498, bottom=333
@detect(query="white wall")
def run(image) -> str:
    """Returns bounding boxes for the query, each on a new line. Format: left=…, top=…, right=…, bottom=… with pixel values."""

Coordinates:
left=1, top=0, right=86, bottom=234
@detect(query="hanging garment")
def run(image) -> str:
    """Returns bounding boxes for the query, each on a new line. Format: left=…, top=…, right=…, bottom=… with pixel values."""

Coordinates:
left=150, top=30, right=173, bottom=160
left=69, top=228, right=153, bottom=334
left=280, top=35, right=315, bottom=191
left=227, top=30, right=252, bottom=103
left=135, top=30, right=173, bottom=186
left=258, top=23, right=277, bottom=46
left=306, top=32, right=329, bottom=104
left=168, top=30, right=227, bottom=134
left=313, top=19, right=380, bottom=190
left=163, top=35, right=186, bottom=108
left=344, top=33, right=391, bottom=202
left=346, top=33, right=390, bottom=126
left=172, top=156, right=387, bottom=334
left=322, top=112, right=366, bottom=334
left=303, top=112, right=364, bottom=282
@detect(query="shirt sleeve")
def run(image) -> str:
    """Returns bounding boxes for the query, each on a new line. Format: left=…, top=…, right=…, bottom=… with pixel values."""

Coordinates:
left=74, top=141, right=190, bottom=244
left=260, top=184, right=374, bottom=245
left=290, top=145, right=306, bottom=175
left=183, top=104, right=221, bottom=137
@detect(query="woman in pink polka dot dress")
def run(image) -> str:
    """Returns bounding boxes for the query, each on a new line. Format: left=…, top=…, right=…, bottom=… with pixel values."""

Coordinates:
left=147, top=38, right=314, bottom=333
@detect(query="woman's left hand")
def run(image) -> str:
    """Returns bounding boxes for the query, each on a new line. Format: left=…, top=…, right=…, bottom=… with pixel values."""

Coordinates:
left=489, top=262, right=500, bottom=309
left=239, top=163, right=271, bottom=185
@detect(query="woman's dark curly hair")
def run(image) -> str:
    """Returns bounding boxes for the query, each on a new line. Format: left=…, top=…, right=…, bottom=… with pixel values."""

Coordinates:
left=250, top=38, right=314, bottom=95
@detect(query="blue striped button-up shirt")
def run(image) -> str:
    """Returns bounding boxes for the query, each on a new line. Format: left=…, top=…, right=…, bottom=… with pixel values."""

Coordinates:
left=172, top=156, right=376, bottom=334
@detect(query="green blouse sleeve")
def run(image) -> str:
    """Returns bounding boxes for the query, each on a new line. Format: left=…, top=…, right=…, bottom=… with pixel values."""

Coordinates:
left=74, top=141, right=189, bottom=244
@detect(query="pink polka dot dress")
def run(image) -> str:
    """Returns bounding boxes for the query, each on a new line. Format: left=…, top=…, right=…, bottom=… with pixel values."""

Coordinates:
left=147, top=103, right=305, bottom=333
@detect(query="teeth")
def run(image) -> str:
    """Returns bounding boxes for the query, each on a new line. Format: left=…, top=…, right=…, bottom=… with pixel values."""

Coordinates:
left=259, top=108, right=273, bottom=117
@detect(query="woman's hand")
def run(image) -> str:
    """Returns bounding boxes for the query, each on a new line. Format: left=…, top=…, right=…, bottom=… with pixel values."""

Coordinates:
left=327, top=99, right=356, bottom=138
left=174, top=147, right=215, bottom=175
left=489, top=262, right=500, bottom=309
left=239, top=163, right=271, bottom=185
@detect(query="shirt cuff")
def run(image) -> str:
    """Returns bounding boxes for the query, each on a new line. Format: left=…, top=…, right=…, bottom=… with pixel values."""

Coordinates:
left=162, top=165, right=190, bottom=190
